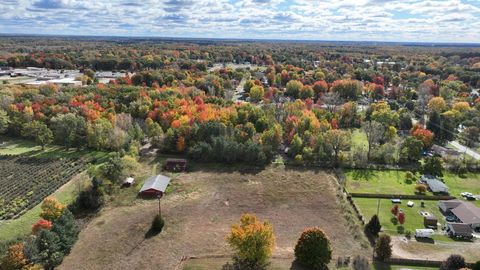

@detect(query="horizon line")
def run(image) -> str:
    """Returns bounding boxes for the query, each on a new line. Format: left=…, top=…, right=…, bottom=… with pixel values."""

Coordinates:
left=1, top=33, right=480, bottom=46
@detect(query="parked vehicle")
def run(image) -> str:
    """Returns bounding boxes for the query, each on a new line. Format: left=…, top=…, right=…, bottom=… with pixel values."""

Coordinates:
left=415, top=229, right=434, bottom=238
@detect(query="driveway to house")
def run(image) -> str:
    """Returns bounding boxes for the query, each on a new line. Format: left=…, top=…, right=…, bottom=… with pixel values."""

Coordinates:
left=449, top=141, right=480, bottom=160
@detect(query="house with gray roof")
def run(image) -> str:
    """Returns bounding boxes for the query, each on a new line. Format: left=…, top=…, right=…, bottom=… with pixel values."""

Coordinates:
left=439, top=200, right=480, bottom=230
left=421, top=175, right=449, bottom=194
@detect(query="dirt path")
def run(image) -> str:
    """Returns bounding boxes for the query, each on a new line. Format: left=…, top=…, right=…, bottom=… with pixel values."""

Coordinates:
left=59, top=167, right=370, bottom=270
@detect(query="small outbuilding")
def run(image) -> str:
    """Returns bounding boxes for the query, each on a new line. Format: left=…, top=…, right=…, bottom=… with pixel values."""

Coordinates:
left=122, top=177, right=135, bottom=188
left=164, top=158, right=187, bottom=172
left=423, top=215, right=438, bottom=229
left=139, top=174, right=171, bottom=197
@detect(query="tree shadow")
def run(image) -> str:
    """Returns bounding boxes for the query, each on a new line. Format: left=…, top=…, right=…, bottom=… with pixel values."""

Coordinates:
left=414, top=237, right=434, bottom=244
left=144, top=228, right=160, bottom=239
left=352, top=169, right=377, bottom=181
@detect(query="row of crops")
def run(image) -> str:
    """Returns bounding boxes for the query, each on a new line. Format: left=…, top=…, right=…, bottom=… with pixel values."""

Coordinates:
left=0, top=155, right=86, bottom=220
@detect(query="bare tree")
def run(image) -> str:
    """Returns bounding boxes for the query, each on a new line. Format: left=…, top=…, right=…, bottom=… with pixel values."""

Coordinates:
left=321, top=92, right=342, bottom=112
left=361, top=121, right=384, bottom=162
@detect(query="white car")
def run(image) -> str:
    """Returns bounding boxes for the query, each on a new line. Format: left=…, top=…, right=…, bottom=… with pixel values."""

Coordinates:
left=407, top=201, right=414, bottom=207
left=461, top=192, right=473, bottom=197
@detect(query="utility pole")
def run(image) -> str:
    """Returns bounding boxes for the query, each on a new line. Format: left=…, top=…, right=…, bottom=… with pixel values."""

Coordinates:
left=158, top=194, right=162, bottom=218
left=376, top=198, right=381, bottom=216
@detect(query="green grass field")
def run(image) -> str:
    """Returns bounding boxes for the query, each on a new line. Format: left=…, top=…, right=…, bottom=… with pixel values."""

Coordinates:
left=351, top=129, right=368, bottom=151
left=345, top=169, right=414, bottom=194
left=345, top=169, right=480, bottom=206
left=0, top=135, right=108, bottom=161
left=353, top=198, right=454, bottom=241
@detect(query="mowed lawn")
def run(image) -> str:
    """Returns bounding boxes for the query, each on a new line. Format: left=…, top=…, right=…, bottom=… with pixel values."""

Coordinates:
left=345, top=169, right=480, bottom=205
left=0, top=135, right=108, bottom=161
left=353, top=198, right=446, bottom=239
left=345, top=169, right=413, bottom=194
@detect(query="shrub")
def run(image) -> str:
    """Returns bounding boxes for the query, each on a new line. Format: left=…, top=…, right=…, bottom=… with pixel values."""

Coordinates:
left=352, top=255, right=369, bottom=270
left=227, top=214, right=275, bottom=269
left=405, top=230, right=412, bottom=239
left=40, top=197, right=65, bottom=221
left=374, top=234, right=392, bottom=261
left=365, top=215, right=381, bottom=237
left=294, top=227, right=332, bottom=269
left=472, top=260, right=480, bottom=270
left=32, top=219, right=53, bottom=234
left=398, top=212, right=405, bottom=225
left=151, top=214, right=165, bottom=233
left=415, top=184, right=427, bottom=194
left=405, top=171, right=415, bottom=184
left=1, top=243, right=28, bottom=270
left=440, top=254, right=466, bottom=270
left=391, top=205, right=399, bottom=216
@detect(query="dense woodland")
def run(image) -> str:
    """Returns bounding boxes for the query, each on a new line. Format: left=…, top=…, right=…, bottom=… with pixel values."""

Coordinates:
left=1, top=37, right=479, bottom=169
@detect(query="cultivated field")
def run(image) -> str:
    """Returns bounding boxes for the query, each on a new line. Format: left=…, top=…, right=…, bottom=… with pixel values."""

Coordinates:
left=60, top=165, right=370, bottom=270
left=0, top=155, right=86, bottom=220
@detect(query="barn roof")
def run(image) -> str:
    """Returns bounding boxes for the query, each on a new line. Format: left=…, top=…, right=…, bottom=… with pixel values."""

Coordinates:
left=421, top=175, right=449, bottom=193
left=438, top=199, right=463, bottom=210
left=451, top=202, right=480, bottom=225
left=139, top=174, right=171, bottom=194
left=447, top=222, right=473, bottom=235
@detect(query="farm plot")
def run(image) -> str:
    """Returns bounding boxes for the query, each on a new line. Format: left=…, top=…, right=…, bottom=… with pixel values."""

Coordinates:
left=0, top=155, right=86, bottom=220
left=59, top=166, right=370, bottom=270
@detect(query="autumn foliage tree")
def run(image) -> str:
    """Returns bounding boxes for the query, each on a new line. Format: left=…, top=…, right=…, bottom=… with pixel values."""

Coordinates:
left=375, top=234, right=392, bottom=261
left=411, top=125, right=434, bottom=148
left=226, top=214, right=275, bottom=269
left=40, top=197, right=65, bottom=221
left=32, top=219, right=53, bottom=234
left=391, top=205, right=399, bottom=216
left=398, top=212, right=405, bottom=225
left=1, top=243, right=28, bottom=270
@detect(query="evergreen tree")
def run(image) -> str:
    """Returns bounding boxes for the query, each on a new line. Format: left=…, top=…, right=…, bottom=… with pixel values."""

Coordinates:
left=365, top=215, right=381, bottom=237
left=51, top=209, right=79, bottom=254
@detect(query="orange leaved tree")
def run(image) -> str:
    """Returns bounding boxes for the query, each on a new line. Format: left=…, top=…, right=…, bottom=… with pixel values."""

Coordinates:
left=226, top=213, right=275, bottom=268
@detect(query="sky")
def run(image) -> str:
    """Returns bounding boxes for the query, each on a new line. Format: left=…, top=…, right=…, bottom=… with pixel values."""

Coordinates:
left=0, top=0, right=480, bottom=43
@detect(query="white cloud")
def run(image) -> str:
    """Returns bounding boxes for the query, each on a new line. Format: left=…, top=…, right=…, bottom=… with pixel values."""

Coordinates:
left=0, top=0, right=478, bottom=43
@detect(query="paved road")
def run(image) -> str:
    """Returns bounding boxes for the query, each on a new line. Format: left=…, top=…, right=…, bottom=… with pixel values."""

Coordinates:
left=450, top=141, right=480, bottom=160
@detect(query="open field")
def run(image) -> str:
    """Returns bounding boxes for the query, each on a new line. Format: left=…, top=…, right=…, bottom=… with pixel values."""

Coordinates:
left=59, top=165, right=370, bottom=270
left=0, top=135, right=108, bottom=161
left=345, top=169, right=480, bottom=205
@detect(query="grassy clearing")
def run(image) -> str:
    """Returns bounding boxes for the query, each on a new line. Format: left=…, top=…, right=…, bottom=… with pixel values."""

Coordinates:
left=345, top=169, right=415, bottom=194
left=351, top=129, right=368, bottom=151
left=0, top=135, right=108, bottom=161
left=0, top=172, right=89, bottom=243
left=353, top=198, right=453, bottom=241
left=345, top=169, right=480, bottom=204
